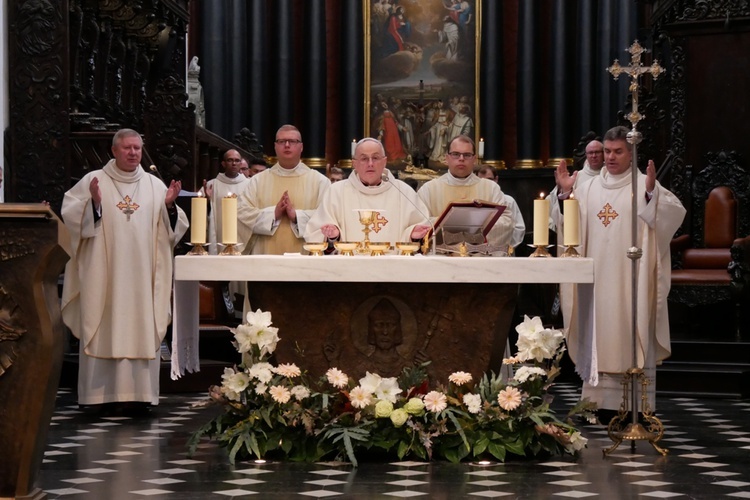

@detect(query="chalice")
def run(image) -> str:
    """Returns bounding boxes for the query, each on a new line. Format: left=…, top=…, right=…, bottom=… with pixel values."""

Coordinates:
left=356, top=209, right=378, bottom=254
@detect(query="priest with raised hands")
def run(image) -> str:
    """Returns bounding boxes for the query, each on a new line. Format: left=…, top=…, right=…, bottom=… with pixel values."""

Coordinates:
left=61, top=128, right=188, bottom=415
left=554, top=125, right=685, bottom=421
left=306, top=137, right=431, bottom=245
left=417, top=135, right=518, bottom=251
left=201, top=149, right=252, bottom=254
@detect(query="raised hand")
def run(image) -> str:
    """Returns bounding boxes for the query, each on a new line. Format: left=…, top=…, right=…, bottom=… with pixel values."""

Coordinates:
left=89, top=177, right=102, bottom=211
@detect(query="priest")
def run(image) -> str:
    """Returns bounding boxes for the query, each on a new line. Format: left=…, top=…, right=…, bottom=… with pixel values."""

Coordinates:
left=237, top=124, right=329, bottom=255
left=417, top=135, right=518, bottom=252
left=306, top=138, right=431, bottom=245
left=61, top=128, right=188, bottom=413
left=202, top=149, right=252, bottom=254
left=554, top=126, right=685, bottom=417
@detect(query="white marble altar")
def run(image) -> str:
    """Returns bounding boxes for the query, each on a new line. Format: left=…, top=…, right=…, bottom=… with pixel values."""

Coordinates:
left=171, top=255, right=594, bottom=378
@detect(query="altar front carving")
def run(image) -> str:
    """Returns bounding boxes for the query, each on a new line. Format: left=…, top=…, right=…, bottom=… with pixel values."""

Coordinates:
left=172, top=255, right=594, bottom=383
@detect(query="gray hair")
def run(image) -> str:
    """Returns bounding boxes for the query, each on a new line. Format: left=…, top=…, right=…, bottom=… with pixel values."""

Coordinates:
left=603, top=126, right=633, bottom=151
left=112, top=128, right=142, bottom=148
left=355, top=137, right=386, bottom=157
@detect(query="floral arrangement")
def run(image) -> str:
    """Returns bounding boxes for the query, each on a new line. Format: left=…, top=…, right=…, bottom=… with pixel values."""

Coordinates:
left=189, top=310, right=595, bottom=466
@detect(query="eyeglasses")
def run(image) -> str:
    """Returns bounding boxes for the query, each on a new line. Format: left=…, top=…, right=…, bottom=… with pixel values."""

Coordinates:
left=356, top=155, right=385, bottom=163
left=275, top=139, right=302, bottom=145
left=586, top=151, right=604, bottom=156
left=447, top=152, right=475, bottom=159
left=239, top=166, right=249, bottom=171
left=224, top=158, right=242, bottom=163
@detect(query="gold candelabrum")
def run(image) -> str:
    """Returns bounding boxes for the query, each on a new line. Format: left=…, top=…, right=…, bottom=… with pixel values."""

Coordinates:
left=603, top=40, right=668, bottom=457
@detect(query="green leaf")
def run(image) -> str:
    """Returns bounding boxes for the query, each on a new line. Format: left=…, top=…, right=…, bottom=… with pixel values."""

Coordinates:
left=487, top=442, right=506, bottom=461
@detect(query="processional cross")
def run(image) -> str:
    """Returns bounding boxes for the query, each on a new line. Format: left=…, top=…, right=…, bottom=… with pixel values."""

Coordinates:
left=603, top=41, right=668, bottom=457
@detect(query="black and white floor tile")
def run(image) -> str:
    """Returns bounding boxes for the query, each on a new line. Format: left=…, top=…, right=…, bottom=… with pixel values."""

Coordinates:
left=38, top=384, right=750, bottom=499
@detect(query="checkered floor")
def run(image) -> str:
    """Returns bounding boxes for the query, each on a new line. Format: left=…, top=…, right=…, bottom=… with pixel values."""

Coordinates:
left=38, top=383, right=750, bottom=498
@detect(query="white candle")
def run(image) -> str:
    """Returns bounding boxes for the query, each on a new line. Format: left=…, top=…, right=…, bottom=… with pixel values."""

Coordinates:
left=222, top=194, right=238, bottom=244
left=478, top=139, right=485, bottom=158
left=351, top=139, right=357, bottom=158
left=190, top=195, right=207, bottom=244
left=533, top=194, right=549, bottom=246
left=563, top=196, right=580, bottom=246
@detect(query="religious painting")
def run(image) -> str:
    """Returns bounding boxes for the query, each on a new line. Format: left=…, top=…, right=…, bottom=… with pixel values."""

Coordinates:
left=365, top=0, right=481, bottom=171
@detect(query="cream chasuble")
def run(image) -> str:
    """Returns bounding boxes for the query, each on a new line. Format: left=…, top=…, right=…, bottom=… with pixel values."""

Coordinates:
left=306, top=169, right=430, bottom=243
left=237, top=163, right=329, bottom=255
left=205, top=173, right=251, bottom=254
left=547, top=159, right=602, bottom=232
left=417, top=173, right=517, bottom=250
left=61, top=160, right=188, bottom=404
left=562, top=169, right=685, bottom=410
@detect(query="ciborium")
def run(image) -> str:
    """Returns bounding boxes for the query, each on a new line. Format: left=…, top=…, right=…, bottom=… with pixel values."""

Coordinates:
left=334, top=241, right=358, bottom=256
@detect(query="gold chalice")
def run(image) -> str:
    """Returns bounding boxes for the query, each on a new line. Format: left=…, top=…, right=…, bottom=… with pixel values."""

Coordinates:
left=334, top=241, right=358, bottom=256
left=356, top=209, right=378, bottom=254
left=303, top=242, right=328, bottom=256
left=396, top=241, right=420, bottom=256
left=368, top=242, right=391, bottom=256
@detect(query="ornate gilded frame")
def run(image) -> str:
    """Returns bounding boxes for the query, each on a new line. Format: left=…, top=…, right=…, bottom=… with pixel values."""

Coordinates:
left=364, top=0, right=481, bottom=170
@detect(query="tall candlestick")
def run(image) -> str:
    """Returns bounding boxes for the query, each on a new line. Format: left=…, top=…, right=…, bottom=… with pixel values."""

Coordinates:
left=190, top=195, right=207, bottom=244
left=563, top=196, right=580, bottom=246
left=533, top=194, right=549, bottom=246
left=478, top=139, right=485, bottom=158
left=222, top=194, right=238, bottom=244
left=351, top=139, right=357, bottom=158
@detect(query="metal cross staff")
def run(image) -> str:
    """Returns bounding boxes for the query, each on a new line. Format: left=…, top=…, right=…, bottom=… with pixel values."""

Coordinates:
left=603, top=40, right=669, bottom=457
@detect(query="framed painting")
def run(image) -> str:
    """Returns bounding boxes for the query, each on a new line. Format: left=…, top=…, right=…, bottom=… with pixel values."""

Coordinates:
left=364, top=0, right=481, bottom=171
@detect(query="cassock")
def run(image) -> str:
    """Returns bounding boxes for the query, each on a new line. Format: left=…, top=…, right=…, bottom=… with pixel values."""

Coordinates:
left=563, top=169, right=685, bottom=410
left=237, top=162, right=329, bottom=255
left=203, top=173, right=251, bottom=255
left=61, top=160, right=188, bottom=405
left=306, top=169, right=430, bottom=243
left=417, top=172, right=518, bottom=251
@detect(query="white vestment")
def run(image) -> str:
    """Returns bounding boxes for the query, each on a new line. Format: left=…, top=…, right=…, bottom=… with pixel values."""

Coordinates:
left=61, top=160, right=188, bottom=405
left=203, top=173, right=251, bottom=254
left=237, top=163, right=330, bottom=255
left=563, top=169, right=685, bottom=410
left=547, top=160, right=601, bottom=232
left=417, top=173, right=518, bottom=251
left=306, top=169, right=430, bottom=244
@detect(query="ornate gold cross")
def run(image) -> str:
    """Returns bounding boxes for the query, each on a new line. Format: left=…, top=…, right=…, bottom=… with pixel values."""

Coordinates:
left=372, top=213, right=388, bottom=233
left=116, top=195, right=140, bottom=221
left=597, top=203, right=618, bottom=227
left=607, top=40, right=665, bottom=128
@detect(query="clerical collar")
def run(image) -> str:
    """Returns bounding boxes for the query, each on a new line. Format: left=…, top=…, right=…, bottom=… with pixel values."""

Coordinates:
left=446, top=171, right=477, bottom=185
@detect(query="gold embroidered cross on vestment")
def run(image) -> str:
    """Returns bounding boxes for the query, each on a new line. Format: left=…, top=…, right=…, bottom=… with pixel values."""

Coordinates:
left=597, top=203, right=618, bottom=227
left=116, top=195, right=140, bottom=221
left=372, top=212, right=388, bottom=233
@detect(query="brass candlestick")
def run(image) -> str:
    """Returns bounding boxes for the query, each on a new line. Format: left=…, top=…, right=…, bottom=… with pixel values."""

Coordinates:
left=187, top=243, right=208, bottom=255
left=530, top=245, right=551, bottom=258
left=219, top=243, right=241, bottom=256
left=561, top=245, right=580, bottom=258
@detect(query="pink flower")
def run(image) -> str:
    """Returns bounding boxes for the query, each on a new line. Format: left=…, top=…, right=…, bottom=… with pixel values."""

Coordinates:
left=326, top=368, right=349, bottom=389
left=269, top=385, right=291, bottom=404
left=497, top=386, right=523, bottom=411
left=448, top=371, right=473, bottom=386
left=423, top=391, right=448, bottom=413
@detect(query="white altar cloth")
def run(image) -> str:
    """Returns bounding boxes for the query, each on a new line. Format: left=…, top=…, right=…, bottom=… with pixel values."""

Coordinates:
left=171, top=255, right=595, bottom=379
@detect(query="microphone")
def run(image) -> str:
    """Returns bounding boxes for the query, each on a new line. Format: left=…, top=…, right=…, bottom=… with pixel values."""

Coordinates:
left=381, top=172, right=437, bottom=255
left=149, top=164, right=167, bottom=184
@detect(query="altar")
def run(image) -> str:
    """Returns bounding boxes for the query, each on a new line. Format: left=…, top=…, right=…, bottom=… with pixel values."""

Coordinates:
left=172, top=255, right=594, bottom=383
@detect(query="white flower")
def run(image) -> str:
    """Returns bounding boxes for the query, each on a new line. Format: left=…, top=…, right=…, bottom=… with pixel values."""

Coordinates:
left=274, top=363, right=301, bottom=378
left=349, top=386, right=373, bottom=409
left=423, top=391, right=447, bottom=413
left=497, top=386, right=523, bottom=411
left=269, top=385, right=291, bottom=404
left=326, top=368, right=349, bottom=389
left=248, top=362, right=274, bottom=383
left=220, top=368, right=250, bottom=401
left=513, top=366, right=547, bottom=383
left=358, top=372, right=382, bottom=395
left=374, top=377, right=402, bottom=404
left=463, top=393, right=482, bottom=414
left=254, top=382, right=268, bottom=395
left=449, top=371, right=473, bottom=386
left=515, top=314, right=545, bottom=337
left=232, top=324, right=255, bottom=353
left=246, top=309, right=273, bottom=328
left=566, top=431, right=588, bottom=452
left=290, top=385, right=310, bottom=401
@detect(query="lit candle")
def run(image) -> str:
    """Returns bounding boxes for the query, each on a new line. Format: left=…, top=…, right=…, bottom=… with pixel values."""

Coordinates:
left=222, top=193, right=238, bottom=244
left=563, top=195, right=580, bottom=246
left=190, top=195, right=207, bottom=244
left=533, top=193, right=549, bottom=246
left=351, top=139, right=357, bottom=158
left=478, top=138, right=485, bottom=158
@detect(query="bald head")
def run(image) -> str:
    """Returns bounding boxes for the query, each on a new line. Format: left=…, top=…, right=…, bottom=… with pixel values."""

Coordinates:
left=585, top=140, right=604, bottom=171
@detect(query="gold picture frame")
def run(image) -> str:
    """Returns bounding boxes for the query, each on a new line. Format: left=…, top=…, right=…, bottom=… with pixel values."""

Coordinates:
left=364, top=0, right=481, bottom=170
